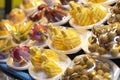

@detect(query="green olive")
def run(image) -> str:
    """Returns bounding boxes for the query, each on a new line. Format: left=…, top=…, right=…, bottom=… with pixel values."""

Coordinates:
left=96, top=63, right=102, bottom=70
left=81, top=75, right=89, bottom=80
left=92, top=75, right=103, bottom=80
left=99, top=34, right=108, bottom=43
left=109, top=48, right=119, bottom=57
left=73, top=57, right=80, bottom=65
left=89, top=36, right=97, bottom=44
left=86, top=60, right=94, bottom=68
left=115, top=14, right=120, bottom=21
left=97, top=70, right=104, bottom=75
left=74, top=65, right=83, bottom=72
left=88, top=43, right=99, bottom=52
left=65, top=67, right=74, bottom=76
left=96, top=47, right=106, bottom=55
left=79, top=58, right=86, bottom=65
left=107, top=31, right=116, bottom=40
left=103, top=72, right=112, bottom=79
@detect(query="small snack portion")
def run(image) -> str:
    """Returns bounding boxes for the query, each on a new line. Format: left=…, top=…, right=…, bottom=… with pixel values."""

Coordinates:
left=28, top=4, right=68, bottom=23
left=44, top=5, right=67, bottom=23
left=30, top=47, right=62, bottom=78
left=60, top=0, right=78, bottom=5
left=88, top=23, right=120, bottom=57
left=10, top=45, right=30, bottom=67
left=48, top=23, right=81, bottom=50
left=10, top=21, right=33, bottom=44
left=10, top=45, right=30, bottom=66
left=9, top=8, right=25, bottom=24
left=69, top=1, right=107, bottom=26
left=62, top=54, right=112, bottom=80
left=29, top=23, right=47, bottom=43
left=0, top=38, right=14, bottom=60
left=108, top=1, right=120, bottom=24
left=87, top=0, right=106, bottom=3
left=0, top=20, right=13, bottom=37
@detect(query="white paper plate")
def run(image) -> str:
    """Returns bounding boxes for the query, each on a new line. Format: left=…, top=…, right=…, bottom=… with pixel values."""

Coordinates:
left=28, top=53, right=72, bottom=80
left=27, top=39, right=48, bottom=47
left=82, top=0, right=117, bottom=5
left=6, top=57, right=30, bottom=70
left=69, top=13, right=111, bottom=29
left=70, top=54, right=120, bottom=80
left=81, top=31, right=120, bottom=59
left=47, top=35, right=82, bottom=54
left=53, top=14, right=71, bottom=26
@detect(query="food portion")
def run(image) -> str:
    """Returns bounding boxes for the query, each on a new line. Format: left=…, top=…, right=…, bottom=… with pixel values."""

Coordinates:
left=60, top=0, right=78, bottom=5
left=87, top=0, right=106, bottom=3
left=10, top=21, right=33, bottom=44
left=0, top=20, right=13, bottom=37
left=108, top=1, right=120, bottom=24
left=28, top=4, right=68, bottom=23
left=10, top=45, right=30, bottom=67
left=48, top=23, right=81, bottom=50
left=0, top=38, right=14, bottom=60
left=30, top=47, right=62, bottom=78
left=62, top=54, right=111, bottom=80
left=29, top=23, right=47, bottom=43
left=9, top=8, right=25, bottom=24
left=69, top=1, right=107, bottom=26
left=88, top=23, right=120, bottom=57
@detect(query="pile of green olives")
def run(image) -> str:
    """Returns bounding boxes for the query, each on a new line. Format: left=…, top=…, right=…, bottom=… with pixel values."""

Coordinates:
left=108, top=0, right=120, bottom=23
left=62, top=54, right=111, bottom=80
left=88, top=23, right=120, bottom=57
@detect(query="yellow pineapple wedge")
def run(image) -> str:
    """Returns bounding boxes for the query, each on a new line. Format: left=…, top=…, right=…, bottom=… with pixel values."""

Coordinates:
left=89, top=3, right=107, bottom=22
left=42, top=49, right=60, bottom=62
left=30, top=47, right=43, bottom=71
left=62, top=29, right=81, bottom=50
left=41, top=54, right=62, bottom=78
left=48, top=23, right=66, bottom=50
left=69, top=1, right=81, bottom=22
left=30, top=46, right=61, bottom=77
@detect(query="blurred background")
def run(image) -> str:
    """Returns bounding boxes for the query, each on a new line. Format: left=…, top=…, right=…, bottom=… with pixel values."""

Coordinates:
left=0, top=0, right=22, bottom=19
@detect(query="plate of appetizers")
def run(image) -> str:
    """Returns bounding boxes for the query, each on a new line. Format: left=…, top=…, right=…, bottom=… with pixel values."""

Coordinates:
left=28, top=47, right=72, bottom=80
left=69, top=1, right=111, bottom=30
left=82, top=23, right=120, bottom=59
left=6, top=45, right=31, bottom=70
left=62, top=54, right=120, bottom=80
left=47, top=24, right=82, bottom=54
